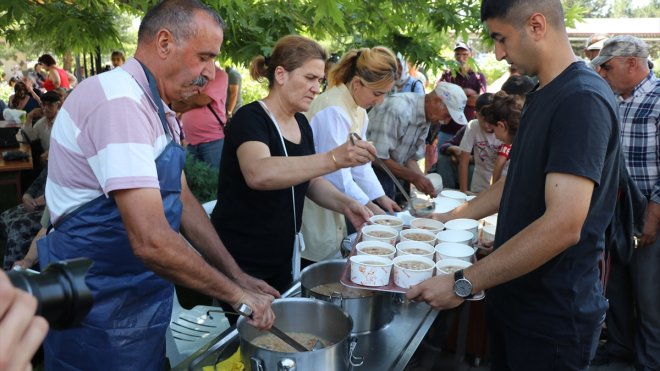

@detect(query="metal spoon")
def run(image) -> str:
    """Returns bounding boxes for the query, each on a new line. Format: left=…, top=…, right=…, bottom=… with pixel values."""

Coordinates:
left=349, top=133, right=433, bottom=216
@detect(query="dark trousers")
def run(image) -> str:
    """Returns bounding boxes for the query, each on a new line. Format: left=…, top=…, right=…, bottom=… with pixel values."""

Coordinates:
left=604, top=236, right=660, bottom=371
left=487, top=309, right=600, bottom=371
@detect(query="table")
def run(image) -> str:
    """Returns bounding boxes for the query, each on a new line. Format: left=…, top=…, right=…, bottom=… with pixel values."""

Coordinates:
left=0, top=122, right=33, bottom=204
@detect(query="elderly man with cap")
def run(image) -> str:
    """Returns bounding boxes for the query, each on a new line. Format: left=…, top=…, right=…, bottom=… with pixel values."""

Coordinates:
left=367, top=82, right=467, bottom=201
left=591, top=35, right=660, bottom=370
left=435, top=42, right=488, bottom=147
left=584, top=33, right=610, bottom=62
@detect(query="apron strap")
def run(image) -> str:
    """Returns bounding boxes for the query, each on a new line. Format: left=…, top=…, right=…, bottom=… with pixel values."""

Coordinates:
left=137, top=60, right=171, bottom=138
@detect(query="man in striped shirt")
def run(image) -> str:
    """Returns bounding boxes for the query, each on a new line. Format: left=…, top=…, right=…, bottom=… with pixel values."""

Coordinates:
left=592, top=35, right=660, bottom=370
left=39, top=1, right=276, bottom=369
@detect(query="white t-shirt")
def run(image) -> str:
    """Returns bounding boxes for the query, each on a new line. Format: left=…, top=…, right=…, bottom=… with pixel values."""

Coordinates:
left=459, top=119, right=504, bottom=192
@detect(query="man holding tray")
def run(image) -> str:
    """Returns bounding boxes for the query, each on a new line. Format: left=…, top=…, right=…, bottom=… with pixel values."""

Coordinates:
left=408, top=0, right=620, bottom=369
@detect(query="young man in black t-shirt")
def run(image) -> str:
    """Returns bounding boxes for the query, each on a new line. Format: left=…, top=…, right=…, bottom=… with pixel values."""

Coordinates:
left=407, top=1, right=620, bottom=369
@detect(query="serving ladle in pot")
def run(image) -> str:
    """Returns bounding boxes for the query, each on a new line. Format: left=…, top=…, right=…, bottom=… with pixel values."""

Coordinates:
left=237, top=303, right=323, bottom=352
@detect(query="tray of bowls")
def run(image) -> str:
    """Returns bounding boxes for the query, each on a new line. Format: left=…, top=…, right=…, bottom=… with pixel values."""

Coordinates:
left=340, top=214, right=488, bottom=300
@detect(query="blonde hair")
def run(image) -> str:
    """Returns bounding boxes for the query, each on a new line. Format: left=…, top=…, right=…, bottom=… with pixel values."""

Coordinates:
left=328, top=46, right=397, bottom=91
left=249, top=35, right=327, bottom=88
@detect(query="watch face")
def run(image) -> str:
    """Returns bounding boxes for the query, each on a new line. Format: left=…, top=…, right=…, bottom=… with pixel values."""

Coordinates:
left=454, top=279, right=472, bottom=298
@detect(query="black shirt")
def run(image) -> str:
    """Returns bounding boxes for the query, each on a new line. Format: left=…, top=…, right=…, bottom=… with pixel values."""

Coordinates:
left=211, top=102, right=314, bottom=282
left=490, top=62, right=620, bottom=339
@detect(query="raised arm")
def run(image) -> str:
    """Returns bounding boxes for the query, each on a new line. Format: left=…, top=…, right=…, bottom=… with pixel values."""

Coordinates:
left=237, top=138, right=375, bottom=191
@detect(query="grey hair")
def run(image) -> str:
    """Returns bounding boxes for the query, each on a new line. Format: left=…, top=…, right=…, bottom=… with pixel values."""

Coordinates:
left=138, top=0, right=225, bottom=44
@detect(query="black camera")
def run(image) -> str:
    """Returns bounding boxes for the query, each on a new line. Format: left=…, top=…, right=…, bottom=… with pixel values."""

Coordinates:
left=8, top=258, right=94, bottom=330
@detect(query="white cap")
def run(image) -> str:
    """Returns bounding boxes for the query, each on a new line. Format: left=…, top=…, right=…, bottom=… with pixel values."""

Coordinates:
left=434, top=82, right=468, bottom=125
left=454, top=42, right=470, bottom=51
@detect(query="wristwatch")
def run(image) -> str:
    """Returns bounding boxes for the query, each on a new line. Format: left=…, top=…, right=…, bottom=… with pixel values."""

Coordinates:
left=453, top=269, right=473, bottom=299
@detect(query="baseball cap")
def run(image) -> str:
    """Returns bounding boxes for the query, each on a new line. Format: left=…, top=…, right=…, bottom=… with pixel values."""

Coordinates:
left=434, top=82, right=468, bottom=125
left=454, top=42, right=470, bottom=52
left=586, top=38, right=607, bottom=51
left=591, top=35, right=650, bottom=68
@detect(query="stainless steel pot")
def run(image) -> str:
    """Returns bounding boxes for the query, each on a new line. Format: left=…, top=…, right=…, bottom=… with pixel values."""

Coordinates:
left=300, top=259, right=394, bottom=334
left=238, top=298, right=360, bottom=371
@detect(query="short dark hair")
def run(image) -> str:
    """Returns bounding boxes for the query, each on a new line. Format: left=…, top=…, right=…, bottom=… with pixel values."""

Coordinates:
left=111, top=51, right=125, bottom=60
left=481, top=0, right=565, bottom=29
left=138, top=0, right=225, bottom=44
left=41, top=91, right=62, bottom=104
left=38, top=54, right=57, bottom=67
left=501, top=75, right=535, bottom=96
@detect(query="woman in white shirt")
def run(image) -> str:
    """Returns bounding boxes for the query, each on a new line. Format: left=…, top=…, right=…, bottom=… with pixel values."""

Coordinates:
left=301, top=47, right=400, bottom=263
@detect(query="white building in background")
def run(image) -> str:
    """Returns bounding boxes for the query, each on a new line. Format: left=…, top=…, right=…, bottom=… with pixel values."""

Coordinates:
left=566, top=18, right=660, bottom=54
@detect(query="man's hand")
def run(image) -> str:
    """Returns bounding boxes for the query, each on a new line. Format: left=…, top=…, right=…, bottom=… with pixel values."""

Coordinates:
left=406, top=274, right=464, bottom=310
left=22, top=194, right=38, bottom=212
left=232, top=289, right=276, bottom=330
left=639, top=202, right=660, bottom=248
left=412, top=175, right=436, bottom=197
left=0, top=271, right=49, bottom=371
left=343, top=200, right=373, bottom=230
left=431, top=212, right=453, bottom=223
left=235, top=272, right=281, bottom=299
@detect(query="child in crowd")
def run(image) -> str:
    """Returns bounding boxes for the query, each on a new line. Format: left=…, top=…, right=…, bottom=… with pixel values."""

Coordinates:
left=457, top=93, right=501, bottom=193
left=480, top=91, right=524, bottom=184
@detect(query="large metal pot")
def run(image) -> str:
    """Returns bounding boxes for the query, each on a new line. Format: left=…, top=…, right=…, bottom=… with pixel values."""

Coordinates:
left=238, top=298, right=359, bottom=371
left=300, top=259, right=394, bottom=334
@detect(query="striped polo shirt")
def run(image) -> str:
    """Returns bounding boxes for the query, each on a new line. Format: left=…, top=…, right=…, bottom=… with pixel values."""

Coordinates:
left=46, top=58, right=181, bottom=224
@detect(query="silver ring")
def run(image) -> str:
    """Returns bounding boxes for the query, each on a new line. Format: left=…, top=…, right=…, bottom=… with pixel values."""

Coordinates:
left=237, top=303, right=253, bottom=317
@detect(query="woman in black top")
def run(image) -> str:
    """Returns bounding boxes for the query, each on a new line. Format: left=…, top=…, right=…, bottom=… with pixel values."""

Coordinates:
left=212, top=35, right=376, bottom=293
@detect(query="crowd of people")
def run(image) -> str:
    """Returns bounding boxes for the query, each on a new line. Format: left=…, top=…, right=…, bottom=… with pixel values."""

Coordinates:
left=0, top=0, right=658, bottom=370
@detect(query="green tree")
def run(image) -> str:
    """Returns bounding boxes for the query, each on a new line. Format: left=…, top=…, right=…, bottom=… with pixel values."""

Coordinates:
left=610, top=0, right=633, bottom=17
left=632, top=0, right=660, bottom=17
left=561, top=0, right=610, bottom=17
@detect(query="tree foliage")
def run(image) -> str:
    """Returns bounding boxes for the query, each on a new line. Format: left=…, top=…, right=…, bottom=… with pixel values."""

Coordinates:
left=561, top=0, right=609, bottom=17
left=1, top=0, right=590, bottom=74
left=1, top=0, right=128, bottom=55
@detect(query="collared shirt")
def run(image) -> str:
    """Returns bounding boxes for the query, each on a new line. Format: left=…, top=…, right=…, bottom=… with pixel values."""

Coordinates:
left=367, top=93, right=429, bottom=165
left=306, top=84, right=384, bottom=204
left=46, top=57, right=180, bottom=223
left=618, top=72, right=660, bottom=204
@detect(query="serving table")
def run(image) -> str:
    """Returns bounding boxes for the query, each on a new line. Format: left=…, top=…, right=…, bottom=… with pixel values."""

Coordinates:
left=173, top=282, right=439, bottom=371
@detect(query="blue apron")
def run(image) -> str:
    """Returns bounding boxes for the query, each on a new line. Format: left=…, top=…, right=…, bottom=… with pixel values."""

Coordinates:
left=38, top=63, right=185, bottom=370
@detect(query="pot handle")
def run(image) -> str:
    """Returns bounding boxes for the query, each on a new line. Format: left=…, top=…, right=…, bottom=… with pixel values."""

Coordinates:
left=329, top=291, right=344, bottom=305
left=250, top=357, right=264, bottom=371
left=348, top=337, right=364, bottom=367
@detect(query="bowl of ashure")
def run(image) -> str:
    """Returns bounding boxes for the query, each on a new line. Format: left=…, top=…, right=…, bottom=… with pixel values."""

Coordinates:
left=369, top=214, right=405, bottom=232
left=395, top=241, right=436, bottom=261
left=350, top=255, right=393, bottom=287
left=392, top=255, right=435, bottom=289
left=356, top=241, right=396, bottom=260
left=361, top=224, right=399, bottom=246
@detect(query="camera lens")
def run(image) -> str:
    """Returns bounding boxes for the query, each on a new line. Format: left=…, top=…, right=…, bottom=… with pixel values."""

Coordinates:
left=9, top=258, right=94, bottom=330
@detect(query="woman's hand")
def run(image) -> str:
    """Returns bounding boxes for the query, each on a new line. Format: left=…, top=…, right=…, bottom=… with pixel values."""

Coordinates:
left=366, top=201, right=385, bottom=215
left=375, top=195, right=401, bottom=214
left=331, top=137, right=376, bottom=168
left=343, top=200, right=373, bottom=230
